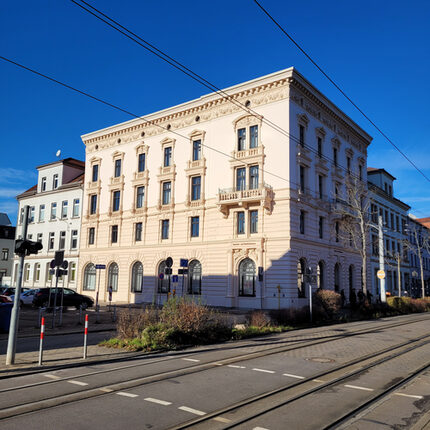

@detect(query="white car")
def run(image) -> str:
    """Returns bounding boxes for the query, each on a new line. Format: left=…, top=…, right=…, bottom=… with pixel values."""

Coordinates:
left=10, top=289, right=38, bottom=306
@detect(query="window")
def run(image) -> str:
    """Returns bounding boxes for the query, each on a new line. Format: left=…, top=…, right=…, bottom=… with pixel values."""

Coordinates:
left=161, top=219, right=169, bottom=239
left=191, top=216, right=199, bottom=237
left=191, top=176, right=201, bottom=201
left=1, top=249, right=8, bottom=261
left=136, top=186, right=145, bottom=208
left=333, top=147, right=338, bottom=167
left=192, top=140, right=201, bottom=161
left=250, top=210, right=258, bottom=234
left=390, top=213, right=394, bottom=231
left=83, top=264, right=96, bottom=291
left=53, top=174, right=59, bottom=189
left=50, top=203, right=57, bottom=220
left=250, top=125, right=258, bottom=148
left=111, top=225, right=118, bottom=243
left=334, top=263, right=341, bottom=293
left=59, top=231, right=66, bottom=250
left=359, top=165, right=363, bottom=181
left=88, top=227, right=95, bottom=245
left=317, top=137, right=322, bottom=158
left=249, top=165, right=259, bottom=190
left=319, top=216, right=324, bottom=239
left=69, top=262, right=76, bottom=282
left=297, top=258, right=306, bottom=298
left=237, top=128, right=246, bottom=151
left=29, top=206, right=35, bottom=223
left=347, top=157, right=351, bottom=174
left=237, top=212, right=245, bottom=235
left=114, top=159, right=122, bottom=177
left=317, top=261, right=325, bottom=289
left=299, top=124, right=305, bottom=146
left=299, top=166, right=305, bottom=192
left=46, top=262, right=53, bottom=282
left=37, top=233, right=43, bottom=243
left=48, top=232, right=55, bottom=250
left=61, top=201, right=68, bottom=218
left=71, top=230, right=78, bottom=249
left=112, top=191, right=121, bottom=212
left=92, top=164, right=99, bottom=182
left=239, top=258, right=255, bottom=296
left=135, top=222, right=143, bottom=241
left=108, top=263, right=119, bottom=292
left=41, top=177, right=46, bottom=192
left=73, top=199, right=80, bottom=217
left=34, top=263, right=41, bottom=282
left=138, top=153, right=146, bottom=172
left=162, top=182, right=171, bottom=205
left=300, top=210, right=305, bottom=234
left=236, top=167, right=246, bottom=191
left=24, top=263, right=30, bottom=282
left=20, top=208, right=24, bottom=224
left=318, top=175, right=324, bottom=199
left=39, top=205, right=45, bottom=222
left=335, top=221, right=340, bottom=242
left=188, top=260, right=202, bottom=294
left=396, top=215, right=400, bottom=232
left=164, top=147, right=172, bottom=167
left=158, top=261, right=170, bottom=293
left=90, top=195, right=97, bottom=215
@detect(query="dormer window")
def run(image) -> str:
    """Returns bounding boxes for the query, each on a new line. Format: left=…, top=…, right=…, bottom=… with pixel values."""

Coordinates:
left=114, top=159, right=121, bottom=177
left=53, top=174, right=58, bottom=189
left=237, top=128, right=246, bottom=151
left=164, top=147, right=172, bottom=167
left=41, top=177, right=46, bottom=192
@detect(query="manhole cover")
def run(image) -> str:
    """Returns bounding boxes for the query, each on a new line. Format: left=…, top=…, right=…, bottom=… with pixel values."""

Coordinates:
left=306, top=357, right=335, bottom=363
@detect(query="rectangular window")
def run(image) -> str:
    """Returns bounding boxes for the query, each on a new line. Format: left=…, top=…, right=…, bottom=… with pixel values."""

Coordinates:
left=317, top=137, right=322, bottom=158
left=192, top=140, right=201, bottom=161
left=1, top=249, right=8, bottom=261
left=88, top=227, right=95, bottom=245
left=162, top=181, right=171, bottom=205
left=73, top=199, right=80, bottom=217
left=318, top=175, right=323, bottom=199
left=396, top=215, right=400, bottom=232
left=250, top=125, right=258, bottom=148
left=191, top=216, right=199, bottom=237
left=38, top=204, right=45, bottom=222
left=138, top=153, right=146, bottom=172
left=20, top=208, right=24, bottom=224
left=111, top=225, right=118, bottom=243
left=50, top=202, right=57, bottom=220
left=41, top=177, right=46, bottom=191
left=236, top=167, right=246, bottom=191
left=59, top=231, right=66, bottom=250
left=69, top=263, right=76, bottom=282
left=112, top=191, right=121, bottom=212
left=333, top=147, right=338, bottom=167
left=135, top=222, right=142, bottom=242
left=161, top=219, right=169, bottom=239
left=92, top=164, right=99, bottom=182
left=29, top=206, right=35, bottom=223
left=61, top=201, right=68, bottom=218
left=385, top=210, right=389, bottom=227
left=37, top=233, right=43, bottom=243
left=53, top=174, right=58, bottom=189
left=114, top=159, right=122, bottom=177
left=300, top=211, right=305, bottom=234
left=347, top=157, right=351, bottom=173
left=299, top=166, right=305, bottom=192
left=250, top=210, right=258, bottom=234
left=71, top=230, right=78, bottom=249
left=136, top=186, right=145, bottom=208
left=49, top=232, right=55, bottom=250
left=90, top=195, right=97, bottom=215
left=191, top=176, right=201, bottom=201
left=249, top=165, right=259, bottom=190
left=237, top=128, right=246, bottom=151
left=164, top=147, right=172, bottom=167
left=335, top=221, right=339, bottom=242
left=390, top=213, right=394, bottom=231
left=299, top=124, right=305, bottom=146
left=319, top=216, right=324, bottom=239
left=237, top=212, right=245, bottom=235
left=359, top=165, right=363, bottom=181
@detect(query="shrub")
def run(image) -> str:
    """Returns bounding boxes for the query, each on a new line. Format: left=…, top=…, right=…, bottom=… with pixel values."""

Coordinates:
left=246, top=310, right=271, bottom=328
left=269, top=306, right=309, bottom=325
left=313, top=290, right=341, bottom=320
left=116, top=307, right=158, bottom=339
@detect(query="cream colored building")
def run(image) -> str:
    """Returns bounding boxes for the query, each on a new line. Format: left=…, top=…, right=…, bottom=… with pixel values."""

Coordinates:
left=78, top=68, right=372, bottom=309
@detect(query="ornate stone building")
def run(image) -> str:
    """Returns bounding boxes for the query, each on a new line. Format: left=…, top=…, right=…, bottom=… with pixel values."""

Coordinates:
left=78, top=68, right=372, bottom=308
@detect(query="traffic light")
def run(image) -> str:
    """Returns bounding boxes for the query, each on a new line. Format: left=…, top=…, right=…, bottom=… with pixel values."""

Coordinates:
left=15, top=239, right=43, bottom=256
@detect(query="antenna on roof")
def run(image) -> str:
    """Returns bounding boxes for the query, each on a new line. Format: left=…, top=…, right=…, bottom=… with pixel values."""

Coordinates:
left=56, top=149, right=61, bottom=159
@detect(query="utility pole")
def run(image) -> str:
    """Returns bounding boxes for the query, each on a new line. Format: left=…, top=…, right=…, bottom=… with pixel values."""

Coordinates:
left=378, top=215, right=386, bottom=303
left=6, top=205, right=29, bottom=365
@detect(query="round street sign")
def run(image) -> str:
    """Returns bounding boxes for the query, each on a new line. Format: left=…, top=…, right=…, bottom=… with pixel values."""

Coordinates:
left=50, top=259, right=56, bottom=269
left=166, top=257, right=173, bottom=268
left=61, top=260, right=69, bottom=269
left=377, top=270, right=386, bottom=280
left=158, top=273, right=164, bottom=280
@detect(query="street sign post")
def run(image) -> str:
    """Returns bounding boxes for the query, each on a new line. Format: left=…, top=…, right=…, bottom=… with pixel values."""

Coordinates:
left=95, top=264, right=106, bottom=313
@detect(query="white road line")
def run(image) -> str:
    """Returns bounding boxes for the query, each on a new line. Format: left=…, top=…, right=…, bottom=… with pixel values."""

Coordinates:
left=99, top=388, right=113, bottom=393
left=253, top=368, right=275, bottom=374
left=144, top=397, right=172, bottom=406
left=178, top=406, right=206, bottom=416
left=312, top=379, right=325, bottom=383
left=394, top=393, right=424, bottom=400
left=116, top=392, right=139, bottom=398
left=212, top=417, right=232, bottom=423
left=44, top=374, right=60, bottom=380
left=283, top=373, right=305, bottom=379
left=214, top=363, right=223, bottom=366
left=182, top=358, right=200, bottom=362
left=253, top=427, right=270, bottom=430
left=227, top=365, right=246, bottom=369
left=344, top=384, right=374, bottom=392
left=67, top=380, right=88, bottom=386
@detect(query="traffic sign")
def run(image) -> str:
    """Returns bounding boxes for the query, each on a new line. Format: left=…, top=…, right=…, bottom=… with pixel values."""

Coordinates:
left=158, top=273, right=164, bottom=280
left=95, top=264, right=106, bottom=269
left=166, top=257, right=173, bottom=268
left=54, top=250, right=64, bottom=267
left=178, top=269, right=188, bottom=275
left=377, top=270, right=385, bottom=280
left=180, top=258, right=188, bottom=268
left=50, top=259, right=56, bottom=269
left=61, top=260, right=69, bottom=269
left=172, top=275, right=179, bottom=283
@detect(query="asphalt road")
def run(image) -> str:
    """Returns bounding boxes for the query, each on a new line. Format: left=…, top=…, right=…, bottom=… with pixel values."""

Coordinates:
left=0, top=314, right=429, bottom=430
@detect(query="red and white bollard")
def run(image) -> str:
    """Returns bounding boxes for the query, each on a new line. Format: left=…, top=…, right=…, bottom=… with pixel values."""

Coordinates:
left=38, top=317, right=45, bottom=366
left=83, top=314, right=88, bottom=359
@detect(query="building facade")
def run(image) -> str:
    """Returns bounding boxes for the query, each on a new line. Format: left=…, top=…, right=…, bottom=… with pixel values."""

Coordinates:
left=78, top=68, right=372, bottom=309
left=12, top=158, right=85, bottom=290
left=0, top=213, right=16, bottom=286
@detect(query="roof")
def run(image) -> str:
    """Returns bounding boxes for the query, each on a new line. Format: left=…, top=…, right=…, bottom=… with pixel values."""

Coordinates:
left=0, top=213, right=11, bottom=226
left=36, top=157, right=85, bottom=170
left=367, top=167, right=396, bottom=181
left=416, top=217, right=430, bottom=228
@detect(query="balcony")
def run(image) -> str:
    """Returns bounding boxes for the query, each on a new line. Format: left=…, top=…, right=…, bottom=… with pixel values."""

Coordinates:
left=231, top=145, right=264, bottom=163
left=217, top=183, right=273, bottom=217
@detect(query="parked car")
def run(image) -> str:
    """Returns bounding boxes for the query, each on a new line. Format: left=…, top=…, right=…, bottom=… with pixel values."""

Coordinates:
left=33, top=288, right=94, bottom=309
left=0, top=295, right=12, bottom=303
left=10, top=289, right=39, bottom=307
left=1, top=287, right=30, bottom=296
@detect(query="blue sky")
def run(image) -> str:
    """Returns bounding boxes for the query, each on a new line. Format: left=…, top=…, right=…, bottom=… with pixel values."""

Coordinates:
left=1, top=0, right=429, bottom=224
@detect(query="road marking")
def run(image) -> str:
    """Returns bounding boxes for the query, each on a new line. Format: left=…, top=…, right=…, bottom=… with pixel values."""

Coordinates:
left=312, top=379, right=325, bottom=383
left=99, top=388, right=113, bottom=393
left=253, top=368, right=275, bottom=374
left=178, top=406, right=206, bottom=416
left=227, top=365, right=246, bottom=369
left=144, top=397, right=172, bottom=406
left=214, top=363, right=223, bottom=366
left=253, top=427, right=270, bottom=430
left=344, top=384, right=374, bottom=392
left=283, top=373, right=305, bottom=379
left=116, top=392, right=139, bottom=398
left=44, top=374, right=61, bottom=380
left=67, top=380, right=88, bottom=386
left=212, top=417, right=232, bottom=423
left=182, top=358, right=200, bottom=362
left=394, top=393, right=424, bottom=400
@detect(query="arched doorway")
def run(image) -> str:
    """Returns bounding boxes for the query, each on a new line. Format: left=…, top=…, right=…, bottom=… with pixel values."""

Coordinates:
left=188, top=260, right=202, bottom=295
left=239, top=258, right=256, bottom=297
left=131, top=262, right=143, bottom=293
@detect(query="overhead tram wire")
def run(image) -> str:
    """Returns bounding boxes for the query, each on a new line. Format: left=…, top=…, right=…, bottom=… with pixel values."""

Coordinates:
left=253, top=0, right=430, bottom=184
left=70, top=0, right=367, bottom=185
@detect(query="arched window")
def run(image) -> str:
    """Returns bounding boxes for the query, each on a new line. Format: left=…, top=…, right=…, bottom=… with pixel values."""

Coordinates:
left=349, top=265, right=354, bottom=296
left=108, top=263, right=119, bottom=292
left=297, top=258, right=307, bottom=298
left=317, top=261, right=325, bottom=290
left=334, top=263, right=341, bottom=292
left=131, top=262, right=143, bottom=292
left=83, top=263, right=96, bottom=291
left=157, top=261, right=170, bottom=293
left=239, top=258, right=256, bottom=297
left=188, top=260, right=202, bottom=295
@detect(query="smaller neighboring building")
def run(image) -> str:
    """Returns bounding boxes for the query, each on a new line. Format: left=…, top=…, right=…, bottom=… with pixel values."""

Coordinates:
left=12, top=158, right=85, bottom=290
left=0, top=213, right=16, bottom=285
left=367, top=168, right=410, bottom=297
